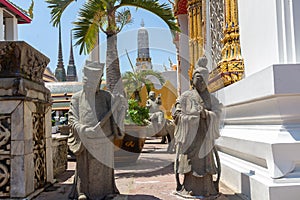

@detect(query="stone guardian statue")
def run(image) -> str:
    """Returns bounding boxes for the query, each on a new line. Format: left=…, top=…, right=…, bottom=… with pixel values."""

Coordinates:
left=173, top=56, right=222, bottom=198
left=68, top=61, right=126, bottom=200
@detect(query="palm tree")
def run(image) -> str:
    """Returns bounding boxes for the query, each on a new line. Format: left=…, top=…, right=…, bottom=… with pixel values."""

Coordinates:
left=123, top=69, right=165, bottom=99
left=46, top=0, right=179, bottom=93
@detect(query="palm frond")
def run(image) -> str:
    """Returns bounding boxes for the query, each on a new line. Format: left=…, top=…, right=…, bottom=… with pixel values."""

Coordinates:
left=140, top=69, right=165, bottom=85
left=73, top=0, right=106, bottom=54
left=116, top=8, right=132, bottom=32
left=46, top=0, right=75, bottom=27
left=122, top=68, right=165, bottom=98
left=119, top=0, right=180, bottom=33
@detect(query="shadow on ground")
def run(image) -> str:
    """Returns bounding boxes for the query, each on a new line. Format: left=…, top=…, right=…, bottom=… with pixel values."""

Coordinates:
left=115, top=163, right=173, bottom=179
left=103, top=194, right=161, bottom=200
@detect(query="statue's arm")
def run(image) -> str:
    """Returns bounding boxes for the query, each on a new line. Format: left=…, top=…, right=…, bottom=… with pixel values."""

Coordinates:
left=172, top=101, right=182, bottom=125
left=68, top=94, right=80, bottom=130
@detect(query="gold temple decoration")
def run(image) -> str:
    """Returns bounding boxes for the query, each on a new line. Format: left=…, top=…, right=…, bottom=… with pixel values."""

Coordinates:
left=188, top=0, right=206, bottom=80
left=208, top=0, right=245, bottom=92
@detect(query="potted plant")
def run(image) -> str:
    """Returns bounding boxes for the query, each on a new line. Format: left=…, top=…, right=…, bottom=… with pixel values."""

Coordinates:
left=114, top=99, right=150, bottom=165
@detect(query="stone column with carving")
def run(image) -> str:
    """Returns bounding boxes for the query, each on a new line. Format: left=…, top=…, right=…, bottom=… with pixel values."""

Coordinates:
left=0, top=41, right=53, bottom=198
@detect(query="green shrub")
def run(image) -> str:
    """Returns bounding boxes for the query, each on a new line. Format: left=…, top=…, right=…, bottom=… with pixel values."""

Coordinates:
left=125, top=99, right=149, bottom=126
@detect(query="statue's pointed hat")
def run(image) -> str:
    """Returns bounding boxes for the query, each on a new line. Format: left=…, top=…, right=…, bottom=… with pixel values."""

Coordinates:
left=82, top=60, right=104, bottom=84
left=193, top=56, right=209, bottom=84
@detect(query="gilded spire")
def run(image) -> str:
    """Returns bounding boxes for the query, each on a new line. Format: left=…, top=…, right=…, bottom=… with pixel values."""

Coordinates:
left=66, top=30, right=78, bottom=81
left=55, top=23, right=66, bottom=82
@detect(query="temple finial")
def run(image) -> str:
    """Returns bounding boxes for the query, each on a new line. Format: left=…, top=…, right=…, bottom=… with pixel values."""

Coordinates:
left=141, top=19, right=145, bottom=27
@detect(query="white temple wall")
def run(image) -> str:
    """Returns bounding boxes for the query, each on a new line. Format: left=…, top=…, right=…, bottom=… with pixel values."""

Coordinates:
left=238, top=0, right=300, bottom=77
left=238, top=0, right=279, bottom=77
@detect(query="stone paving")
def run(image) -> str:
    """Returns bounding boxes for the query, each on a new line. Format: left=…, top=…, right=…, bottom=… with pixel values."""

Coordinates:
left=33, top=139, right=245, bottom=200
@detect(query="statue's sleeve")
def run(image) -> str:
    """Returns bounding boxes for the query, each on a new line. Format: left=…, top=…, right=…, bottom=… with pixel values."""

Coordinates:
left=172, top=100, right=182, bottom=125
left=68, top=93, right=84, bottom=155
left=111, top=93, right=127, bottom=139
left=173, top=93, right=201, bottom=153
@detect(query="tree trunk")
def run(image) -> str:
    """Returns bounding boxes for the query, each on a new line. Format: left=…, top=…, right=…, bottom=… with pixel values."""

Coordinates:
left=106, top=34, right=123, bottom=94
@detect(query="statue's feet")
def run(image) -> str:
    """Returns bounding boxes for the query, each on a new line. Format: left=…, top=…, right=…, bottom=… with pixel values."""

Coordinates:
left=78, top=194, right=87, bottom=200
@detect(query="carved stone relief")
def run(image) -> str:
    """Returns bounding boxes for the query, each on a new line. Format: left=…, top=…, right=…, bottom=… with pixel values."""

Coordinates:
left=32, top=112, right=46, bottom=189
left=0, top=42, right=50, bottom=84
left=210, top=0, right=224, bottom=68
left=0, top=115, right=11, bottom=197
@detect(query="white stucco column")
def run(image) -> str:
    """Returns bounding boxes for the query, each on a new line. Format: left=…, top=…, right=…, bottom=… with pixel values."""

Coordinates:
left=5, top=17, right=18, bottom=41
left=177, top=14, right=190, bottom=94
left=291, top=0, right=300, bottom=63
left=0, top=9, right=4, bottom=41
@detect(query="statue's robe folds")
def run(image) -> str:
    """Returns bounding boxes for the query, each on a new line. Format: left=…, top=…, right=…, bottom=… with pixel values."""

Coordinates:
left=68, top=90, right=125, bottom=199
left=173, top=89, right=222, bottom=196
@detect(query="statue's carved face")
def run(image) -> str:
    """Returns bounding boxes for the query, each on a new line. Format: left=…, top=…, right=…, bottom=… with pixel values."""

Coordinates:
left=193, top=73, right=207, bottom=92
left=83, top=76, right=99, bottom=92
left=149, top=91, right=156, bottom=100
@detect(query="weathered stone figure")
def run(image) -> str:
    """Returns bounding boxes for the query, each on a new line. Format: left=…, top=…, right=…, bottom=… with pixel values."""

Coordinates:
left=146, top=91, right=164, bottom=133
left=173, top=56, right=222, bottom=197
left=68, top=61, right=126, bottom=200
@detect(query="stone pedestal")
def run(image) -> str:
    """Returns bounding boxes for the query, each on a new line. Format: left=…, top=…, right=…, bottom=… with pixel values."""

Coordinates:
left=217, top=64, right=300, bottom=200
left=0, top=41, right=53, bottom=198
left=52, top=134, right=68, bottom=178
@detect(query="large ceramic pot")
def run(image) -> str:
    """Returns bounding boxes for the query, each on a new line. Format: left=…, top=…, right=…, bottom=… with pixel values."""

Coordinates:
left=114, top=124, right=147, bottom=165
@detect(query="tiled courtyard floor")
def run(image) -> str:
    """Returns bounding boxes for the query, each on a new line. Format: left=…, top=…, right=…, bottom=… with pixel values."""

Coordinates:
left=33, top=139, right=245, bottom=200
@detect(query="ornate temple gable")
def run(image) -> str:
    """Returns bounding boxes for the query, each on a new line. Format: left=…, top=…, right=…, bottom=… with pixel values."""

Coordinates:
left=0, top=0, right=31, bottom=24
left=208, top=0, right=244, bottom=92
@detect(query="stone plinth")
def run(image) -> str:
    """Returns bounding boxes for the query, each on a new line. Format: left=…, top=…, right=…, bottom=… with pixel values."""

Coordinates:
left=217, top=64, right=300, bottom=200
left=0, top=41, right=53, bottom=198
left=52, top=134, right=68, bottom=178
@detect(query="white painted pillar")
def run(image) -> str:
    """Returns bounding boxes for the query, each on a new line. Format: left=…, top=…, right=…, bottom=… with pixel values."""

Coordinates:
left=5, top=17, right=18, bottom=41
left=291, top=0, right=300, bottom=63
left=0, top=9, right=4, bottom=41
left=177, top=14, right=190, bottom=94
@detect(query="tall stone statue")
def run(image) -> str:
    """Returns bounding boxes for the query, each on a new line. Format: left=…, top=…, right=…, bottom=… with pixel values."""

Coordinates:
left=173, top=56, right=222, bottom=198
left=68, top=61, right=126, bottom=200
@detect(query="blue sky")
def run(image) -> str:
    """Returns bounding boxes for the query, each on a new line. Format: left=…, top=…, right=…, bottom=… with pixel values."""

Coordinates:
left=13, top=0, right=177, bottom=81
